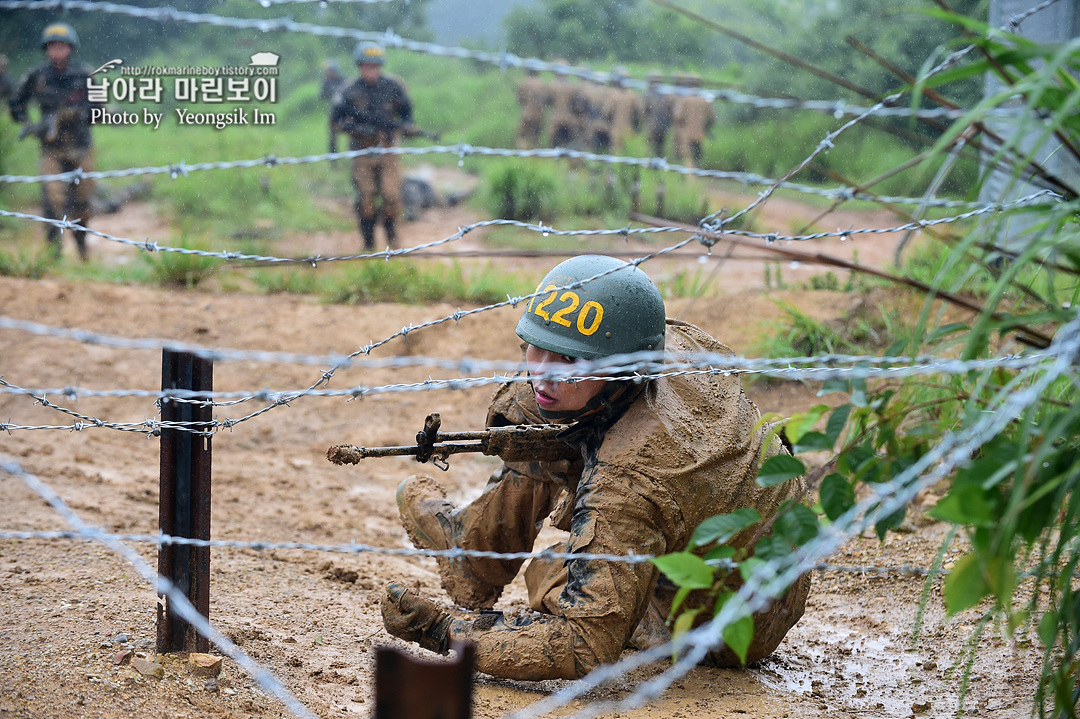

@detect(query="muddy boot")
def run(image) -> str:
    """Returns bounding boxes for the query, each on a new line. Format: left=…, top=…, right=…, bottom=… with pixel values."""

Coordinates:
left=359, top=216, right=377, bottom=250
left=381, top=582, right=452, bottom=654
left=396, top=474, right=502, bottom=609
left=383, top=216, right=397, bottom=248
left=74, top=229, right=89, bottom=262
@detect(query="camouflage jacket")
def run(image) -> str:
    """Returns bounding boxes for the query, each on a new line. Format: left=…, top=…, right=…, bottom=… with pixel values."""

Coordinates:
left=329, top=74, right=412, bottom=150
left=10, top=61, right=96, bottom=149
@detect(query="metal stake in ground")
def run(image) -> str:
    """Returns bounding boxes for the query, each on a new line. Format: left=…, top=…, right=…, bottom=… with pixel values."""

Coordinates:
left=157, top=350, right=213, bottom=654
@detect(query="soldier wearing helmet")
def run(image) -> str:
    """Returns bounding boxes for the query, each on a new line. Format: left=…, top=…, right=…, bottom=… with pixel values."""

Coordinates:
left=642, top=70, right=675, bottom=160
left=9, top=22, right=99, bottom=260
left=672, top=73, right=715, bottom=169
left=381, top=255, right=811, bottom=680
left=330, top=41, right=415, bottom=249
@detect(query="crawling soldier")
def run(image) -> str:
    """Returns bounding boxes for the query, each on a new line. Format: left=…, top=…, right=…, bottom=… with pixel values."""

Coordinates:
left=382, top=255, right=810, bottom=680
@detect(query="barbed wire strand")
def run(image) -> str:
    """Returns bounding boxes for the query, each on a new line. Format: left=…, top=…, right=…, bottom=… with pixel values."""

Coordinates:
left=0, top=455, right=319, bottom=719
left=0, top=0, right=1033, bottom=123
left=0, top=143, right=1046, bottom=215
left=0, top=188, right=1059, bottom=269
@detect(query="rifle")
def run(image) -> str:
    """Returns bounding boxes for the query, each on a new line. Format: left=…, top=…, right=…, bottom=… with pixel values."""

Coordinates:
left=18, top=114, right=58, bottom=143
left=327, top=412, right=577, bottom=471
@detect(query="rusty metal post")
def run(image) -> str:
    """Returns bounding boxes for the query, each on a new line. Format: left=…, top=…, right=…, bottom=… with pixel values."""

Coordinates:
left=157, top=349, right=213, bottom=654
left=375, top=642, right=474, bottom=719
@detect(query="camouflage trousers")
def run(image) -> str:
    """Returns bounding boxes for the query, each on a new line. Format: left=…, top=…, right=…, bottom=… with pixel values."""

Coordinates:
left=40, top=146, right=94, bottom=226
left=40, top=146, right=94, bottom=259
left=350, top=152, right=402, bottom=221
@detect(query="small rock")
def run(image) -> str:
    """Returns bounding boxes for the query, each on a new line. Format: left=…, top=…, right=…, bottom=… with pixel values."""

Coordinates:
left=131, top=657, right=164, bottom=680
left=204, top=679, right=219, bottom=693
left=923, top=660, right=937, bottom=671
left=113, top=650, right=132, bottom=666
left=112, top=633, right=129, bottom=645
left=134, top=639, right=154, bottom=651
left=912, top=700, right=932, bottom=714
left=189, top=653, right=223, bottom=678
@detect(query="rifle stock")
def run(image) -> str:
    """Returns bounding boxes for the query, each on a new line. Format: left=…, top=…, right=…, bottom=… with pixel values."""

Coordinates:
left=327, top=412, right=577, bottom=470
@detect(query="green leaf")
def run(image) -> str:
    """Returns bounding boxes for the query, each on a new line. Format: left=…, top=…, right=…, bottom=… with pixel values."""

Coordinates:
left=819, top=473, right=854, bottom=521
left=757, top=454, right=805, bottom=487
left=703, top=545, right=736, bottom=564
left=927, top=323, right=971, bottom=343
left=793, top=431, right=833, bottom=454
left=944, top=553, right=990, bottom=615
left=1038, top=610, right=1059, bottom=647
left=689, top=508, right=762, bottom=548
left=773, top=504, right=820, bottom=546
left=817, top=378, right=850, bottom=396
left=651, top=552, right=714, bottom=589
left=825, top=404, right=850, bottom=446
left=723, top=615, right=755, bottom=665
left=929, top=485, right=998, bottom=527
left=874, top=506, right=906, bottom=540
left=669, top=585, right=694, bottom=620
left=738, top=557, right=764, bottom=583
left=784, top=404, right=830, bottom=444
left=672, top=606, right=703, bottom=640
left=753, top=535, right=792, bottom=562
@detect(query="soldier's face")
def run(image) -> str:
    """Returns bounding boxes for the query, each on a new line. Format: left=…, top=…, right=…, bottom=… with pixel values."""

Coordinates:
left=45, top=41, right=72, bottom=67
left=359, top=63, right=381, bottom=83
left=525, top=345, right=606, bottom=413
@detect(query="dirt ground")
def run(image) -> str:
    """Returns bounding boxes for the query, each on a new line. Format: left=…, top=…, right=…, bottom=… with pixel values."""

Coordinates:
left=0, top=179, right=1044, bottom=719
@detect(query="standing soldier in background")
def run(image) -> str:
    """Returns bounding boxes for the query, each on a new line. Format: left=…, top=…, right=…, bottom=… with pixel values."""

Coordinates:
left=584, top=74, right=613, bottom=154
left=642, top=71, right=674, bottom=160
left=515, top=68, right=550, bottom=150
left=605, top=67, right=642, bottom=155
left=320, top=59, right=345, bottom=101
left=10, top=23, right=98, bottom=261
left=672, top=74, right=715, bottom=169
left=0, top=55, right=13, bottom=105
left=331, top=41, right=415, bottom=250
left=547, top=64, right=588, bottom=150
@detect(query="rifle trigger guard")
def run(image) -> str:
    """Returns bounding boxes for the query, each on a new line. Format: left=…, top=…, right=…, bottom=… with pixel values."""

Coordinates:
left=432, top=455, right=450, bottom=472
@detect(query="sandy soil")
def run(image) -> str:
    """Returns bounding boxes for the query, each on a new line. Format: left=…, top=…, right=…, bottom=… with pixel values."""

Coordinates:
left=0, top=183, right=1042, bottom=719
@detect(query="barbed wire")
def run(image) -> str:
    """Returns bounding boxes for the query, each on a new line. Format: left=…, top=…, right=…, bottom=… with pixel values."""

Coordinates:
left=0, top=455, right=319, bottom=719
left=0, top=528, right=947, bottom=576
left=0, top=188, right=1060, bottom=272
left=0, top=143, right=1044, bottom=214
left=0, top=0, right=1032, bottom=123
left=502, top=307, right=1080, bottom=719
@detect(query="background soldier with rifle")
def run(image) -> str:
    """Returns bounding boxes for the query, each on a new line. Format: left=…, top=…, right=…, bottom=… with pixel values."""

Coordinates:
left=337, top=255, right=811, bottom=681
left=9, top=23, right=99, bottom=261
left=330, top=41, right=416, bottom=250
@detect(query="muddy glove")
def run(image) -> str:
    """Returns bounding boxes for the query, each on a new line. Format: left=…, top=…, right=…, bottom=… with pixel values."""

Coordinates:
left=381, top=582, right=452, bottom=654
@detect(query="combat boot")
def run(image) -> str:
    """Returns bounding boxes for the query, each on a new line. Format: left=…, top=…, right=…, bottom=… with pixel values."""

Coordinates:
left=396, top=474, right=502, bottom=609
left=74, top=230, right=89, bottom=262
left=383, top=216, right=397, bottom=247
left=45, top=225, right=62, bottom=260
left=359, top=217, right=377, bottom=250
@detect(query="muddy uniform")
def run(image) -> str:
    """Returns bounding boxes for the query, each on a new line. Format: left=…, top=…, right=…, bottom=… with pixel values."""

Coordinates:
left=515, top=73, right=551, bottom=150
left=673, top=94, right=715, bottom=168
left=547, top=78, right=589, bottom=149
left=642, top=87, right=674, bottom=159
left=331, top=74, right=412, bottom=248
left=419, top=320, right=810, bottom=681
left=10, top=60, right=97, bottom=259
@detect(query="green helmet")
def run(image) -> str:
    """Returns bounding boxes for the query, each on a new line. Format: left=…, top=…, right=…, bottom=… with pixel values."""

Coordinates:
left=516, top=255, right=666, bottom=361
left=41, top=22, right=79, bottom=50
left=353, top=41, right=385, bottom=66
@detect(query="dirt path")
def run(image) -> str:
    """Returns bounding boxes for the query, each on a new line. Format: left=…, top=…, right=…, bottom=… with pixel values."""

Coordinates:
left=0, top=188, right=1039, bottom=719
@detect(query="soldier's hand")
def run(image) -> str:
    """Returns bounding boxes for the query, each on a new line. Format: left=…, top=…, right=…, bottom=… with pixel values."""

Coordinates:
left=381, top=582, right=452, bottom=654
